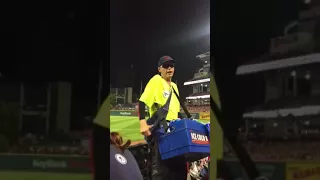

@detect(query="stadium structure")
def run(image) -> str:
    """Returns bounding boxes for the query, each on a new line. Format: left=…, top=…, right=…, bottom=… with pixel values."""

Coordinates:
left=110, top=87, right=133, bottom=104
left=236, top=4, right=320, bottom=138
left=0, top=82, right=72, bottom=134
left=183, top=52, right=210, bottom=106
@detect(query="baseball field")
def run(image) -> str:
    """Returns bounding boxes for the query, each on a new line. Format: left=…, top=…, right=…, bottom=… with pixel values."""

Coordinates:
left=110, top=116, right=210, bottom=143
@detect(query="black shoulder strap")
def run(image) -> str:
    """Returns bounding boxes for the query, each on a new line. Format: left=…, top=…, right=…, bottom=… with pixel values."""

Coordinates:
left=172, top=87, right=192, bottom=119
left=161, top=89, right=172, bottom=111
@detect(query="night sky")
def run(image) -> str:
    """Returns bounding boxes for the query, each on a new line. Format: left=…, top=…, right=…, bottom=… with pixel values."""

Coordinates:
left=110, top=0, right=210, bottom=100
left=1, top=1, right=106, bottom=129
left=211, top=0, right=300, bottom=130
left=110, top=0, right=300, bottom=130
left=0, top=0, right=302, bottom=129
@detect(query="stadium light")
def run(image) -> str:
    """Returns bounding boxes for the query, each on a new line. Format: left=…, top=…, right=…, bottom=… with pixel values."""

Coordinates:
left=184, top=78, right=210, bottom=85
left=304, top=0, right=311, bottom=4
left=186, top=95, right=210, bottom=99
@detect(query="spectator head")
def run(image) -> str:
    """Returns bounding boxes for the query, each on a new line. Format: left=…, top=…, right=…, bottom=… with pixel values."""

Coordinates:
left=110, top=132, right=131, bottom=152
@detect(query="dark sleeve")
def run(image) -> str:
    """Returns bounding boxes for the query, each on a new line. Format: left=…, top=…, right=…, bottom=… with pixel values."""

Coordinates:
left=110, top=147, right=144, bottom=180
left=178, top=112, right=184, bottom=119
left=138, top=101, right=146, bottom=120
left=124, top=149, right=144, bottom=180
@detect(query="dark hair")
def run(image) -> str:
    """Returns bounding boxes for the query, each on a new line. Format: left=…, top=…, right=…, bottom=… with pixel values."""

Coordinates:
left=110, top=132, right=131, bottom=152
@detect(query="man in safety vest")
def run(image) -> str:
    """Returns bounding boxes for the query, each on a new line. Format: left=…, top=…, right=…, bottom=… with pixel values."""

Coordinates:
left=138, top=56, right=186, bottom=180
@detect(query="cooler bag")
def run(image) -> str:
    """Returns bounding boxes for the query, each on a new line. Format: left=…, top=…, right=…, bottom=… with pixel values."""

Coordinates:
left=156, top=119, right=210, bottom=161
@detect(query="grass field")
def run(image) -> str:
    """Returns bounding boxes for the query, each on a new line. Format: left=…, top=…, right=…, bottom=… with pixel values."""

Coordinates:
left=110, top=116, right=209, bottom=142
left=0, top=171, right=91, bottom=180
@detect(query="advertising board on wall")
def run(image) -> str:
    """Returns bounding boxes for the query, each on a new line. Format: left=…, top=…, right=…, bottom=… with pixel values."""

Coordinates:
left=0, top=154, right=90, bottom=173
left=110, top=111, right=138, bottom=116
left=200, top=112, right=210, bottom=120
left=286, top=162, right=320, bottom=180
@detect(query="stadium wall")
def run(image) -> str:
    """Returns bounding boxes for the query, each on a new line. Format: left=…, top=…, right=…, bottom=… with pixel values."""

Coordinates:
left=110, top=110, right=201, bottom=119
left=110, top=110, right=138, bottom=116
left=0, top=153, right=318, bottom=179
left=0, top=154, right=90, bottom=173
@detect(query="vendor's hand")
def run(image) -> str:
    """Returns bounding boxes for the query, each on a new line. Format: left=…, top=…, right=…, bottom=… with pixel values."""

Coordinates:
left=140, top=120, right=152, bottom=137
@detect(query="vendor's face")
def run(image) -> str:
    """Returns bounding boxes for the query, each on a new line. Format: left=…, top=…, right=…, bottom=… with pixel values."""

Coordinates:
left=158, top=62, right=175, bottom=79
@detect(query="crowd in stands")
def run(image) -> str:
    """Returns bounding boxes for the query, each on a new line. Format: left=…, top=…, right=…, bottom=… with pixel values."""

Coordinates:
left=223, top=138, right=320, bottom=161
left=112, top=103, right=136, bottom=111
left=186, top=105, right=210, bottom=113
left=188, top=157, right=209, bottom=180
left=1, top=130, right=90, bottom=155
left=248, top=140, right=320, bottom=161
left=4, top=132, right=320, bottom=163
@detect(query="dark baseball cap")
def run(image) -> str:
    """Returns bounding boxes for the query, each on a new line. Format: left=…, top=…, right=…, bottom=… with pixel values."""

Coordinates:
left=158, top=56, right=176, bottom=67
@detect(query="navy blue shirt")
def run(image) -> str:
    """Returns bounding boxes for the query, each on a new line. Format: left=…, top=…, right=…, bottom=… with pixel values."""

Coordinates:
left=110, top=145, right=144, bottom=180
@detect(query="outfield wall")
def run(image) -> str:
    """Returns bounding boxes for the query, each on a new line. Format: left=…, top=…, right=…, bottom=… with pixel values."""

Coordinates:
left=110, top=110, right=210, bottom=120
left=110, top=110, right=138, bottom=116
left=1, top=153, right=319, bottom=179
left=0, top=154, right=90, bottom=173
